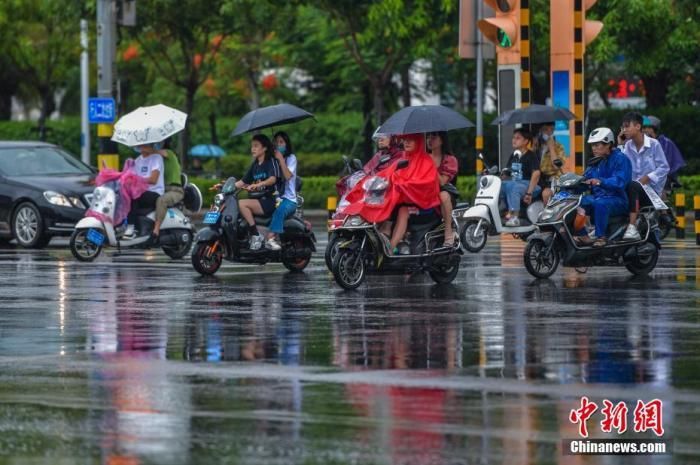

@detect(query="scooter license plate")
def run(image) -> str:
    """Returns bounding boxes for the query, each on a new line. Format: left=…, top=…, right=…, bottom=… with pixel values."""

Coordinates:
left=86, top=228, right=105, bottom=246
left=203, top=211, right=221, bottom=225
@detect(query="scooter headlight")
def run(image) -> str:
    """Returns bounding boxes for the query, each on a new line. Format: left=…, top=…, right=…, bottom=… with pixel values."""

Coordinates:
left=480, top=176, right=490, bottom=189
left=345, top=215, right=367, bottom=227
left=214, top=193, right=225, bottom=207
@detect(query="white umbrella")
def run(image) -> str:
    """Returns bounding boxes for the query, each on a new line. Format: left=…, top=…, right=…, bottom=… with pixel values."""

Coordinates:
left=111, top=104, right=188, bottom=146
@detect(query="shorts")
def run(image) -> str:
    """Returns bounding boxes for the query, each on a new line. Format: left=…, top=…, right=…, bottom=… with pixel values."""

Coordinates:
left=258, top=196, right=277, bottom=216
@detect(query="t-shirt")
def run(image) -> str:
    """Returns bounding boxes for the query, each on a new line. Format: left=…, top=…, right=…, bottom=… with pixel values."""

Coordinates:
left=162, top=149, right=182, bottom=186
left=242, top=157, right=281, bottom=197
left=281, top=154, right=298, bottom=203
left=133, top=154, right=164, bottom=195
left=506, top=150, right=539, bottom=182
left=437, top=154, right=458, bottom=184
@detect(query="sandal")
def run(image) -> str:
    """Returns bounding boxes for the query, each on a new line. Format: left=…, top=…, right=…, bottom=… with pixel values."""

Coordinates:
left=592, top=237, right=608, bottom=248
left=575, top=236, right=594, bottom=246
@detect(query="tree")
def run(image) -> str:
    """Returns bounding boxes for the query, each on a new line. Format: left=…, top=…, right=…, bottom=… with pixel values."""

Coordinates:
left=308, top=0, right=457, bottom=124
left=124, top=0, right=234, bottom=166
left=1, top=0, right=81, bottom=137
left=588, top=0, right=700, bottom=107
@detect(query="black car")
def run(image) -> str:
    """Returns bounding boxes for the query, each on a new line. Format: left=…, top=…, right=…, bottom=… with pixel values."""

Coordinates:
left=0, top=141, right=96, bottom=248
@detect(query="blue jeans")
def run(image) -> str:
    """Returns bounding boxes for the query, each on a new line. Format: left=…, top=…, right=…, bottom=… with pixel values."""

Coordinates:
left=580, top=195, right=627, bottom=238
left=269, top=198, right=297, bottom=234
left=501, top=180, right=540, bottom=211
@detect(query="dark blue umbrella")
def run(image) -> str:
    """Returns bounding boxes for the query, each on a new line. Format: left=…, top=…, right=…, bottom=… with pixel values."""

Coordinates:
left=491, top=104, right=576, bottom=126
left=377, top=105, right=474, bottom=135
left=231, top=103, right=314, bottom=136
left=189, top=144, right=226, bottom=158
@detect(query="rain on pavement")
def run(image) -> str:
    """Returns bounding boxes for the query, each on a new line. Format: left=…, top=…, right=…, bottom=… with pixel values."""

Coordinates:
left=1, top=232, right=699, bottom=465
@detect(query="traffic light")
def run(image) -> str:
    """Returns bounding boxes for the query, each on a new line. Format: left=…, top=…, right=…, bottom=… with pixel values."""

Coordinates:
left=478, top=0, right=530, bottom=167
left=477, top=0, right=521, bottom=66
left=550, top=0, right=603, bottom=174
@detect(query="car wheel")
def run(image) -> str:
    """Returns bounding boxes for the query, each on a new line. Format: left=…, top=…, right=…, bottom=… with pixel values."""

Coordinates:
left=13, top=202, right=49, bottom=248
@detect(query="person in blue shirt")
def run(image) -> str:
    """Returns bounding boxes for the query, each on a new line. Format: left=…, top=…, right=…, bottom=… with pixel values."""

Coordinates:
left=577, top=128, right=632, bottom=247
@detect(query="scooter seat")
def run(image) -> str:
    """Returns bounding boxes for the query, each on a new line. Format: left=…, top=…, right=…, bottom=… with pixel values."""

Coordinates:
left=253, top=215, right=273, bottom=227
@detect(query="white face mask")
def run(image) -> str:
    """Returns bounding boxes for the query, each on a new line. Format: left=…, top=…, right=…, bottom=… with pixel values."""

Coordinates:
left=541, top=133, right=550, bottom=142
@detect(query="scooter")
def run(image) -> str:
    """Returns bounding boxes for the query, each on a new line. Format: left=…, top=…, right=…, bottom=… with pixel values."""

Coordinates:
left=457, top=153, right=544, bottom=253
left=190, top=177, right=316, bottom=275
left=523, top=173, right=661, bottom=279
left=330, top=161, right=466, bottom=290
left=70, top=174, right=201, bottom=261
left=327, top=156, right=372, bottom=270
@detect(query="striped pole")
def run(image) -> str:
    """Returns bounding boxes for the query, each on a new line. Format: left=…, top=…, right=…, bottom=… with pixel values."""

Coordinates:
left=96, top=123, right=119, bottom=170
left=694, top=195, right=700, bottom=245
left=675, top=193, right=685, bottom=239
left=573, top=0, right=585, bottom=175
left=520, top=0, right=531, bottom=107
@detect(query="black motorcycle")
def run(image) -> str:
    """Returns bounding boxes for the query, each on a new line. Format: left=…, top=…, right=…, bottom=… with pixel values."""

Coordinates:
left=524, top=173, right=661, bottom=279
left=191, top=177, right=316, bottom=275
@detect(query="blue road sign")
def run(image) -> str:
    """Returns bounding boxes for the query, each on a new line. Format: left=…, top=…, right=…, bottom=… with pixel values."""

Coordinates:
left=88, top=98, right=116, bottom=123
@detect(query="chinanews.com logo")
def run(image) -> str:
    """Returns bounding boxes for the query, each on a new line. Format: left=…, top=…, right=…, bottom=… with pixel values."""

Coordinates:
left=564, top=397, right=671, bottom=456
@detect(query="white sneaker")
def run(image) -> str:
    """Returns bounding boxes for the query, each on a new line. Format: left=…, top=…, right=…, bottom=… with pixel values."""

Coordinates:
left=250, top=234, right=264, bottom=250
left=265, top=237, right=282, bottom=250
left=623, top=224, right=641, bottom=241
left=122, top=224, right=136, bottom=239
left=505, top=217, right=520, bottom=227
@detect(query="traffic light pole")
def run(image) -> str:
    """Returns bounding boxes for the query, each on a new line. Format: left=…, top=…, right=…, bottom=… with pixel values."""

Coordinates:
left=475, top=0, right=485, bottom=172
left=96, top=0, right=119, bottom=169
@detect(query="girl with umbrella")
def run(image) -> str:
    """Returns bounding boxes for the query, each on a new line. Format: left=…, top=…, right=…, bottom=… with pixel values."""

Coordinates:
left=264, top=131, right=299, bottom=251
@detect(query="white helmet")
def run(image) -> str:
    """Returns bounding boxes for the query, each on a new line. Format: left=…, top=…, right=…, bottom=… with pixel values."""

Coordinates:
left=587, top=127, right=615, bottom=145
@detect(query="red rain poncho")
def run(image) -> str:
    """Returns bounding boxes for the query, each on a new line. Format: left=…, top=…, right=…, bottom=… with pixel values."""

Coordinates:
left=342, top=133, right=440, bottom=223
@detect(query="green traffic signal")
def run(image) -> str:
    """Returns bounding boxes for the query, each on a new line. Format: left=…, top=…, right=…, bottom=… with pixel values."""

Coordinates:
left=497, top=28, right=512, bottom=48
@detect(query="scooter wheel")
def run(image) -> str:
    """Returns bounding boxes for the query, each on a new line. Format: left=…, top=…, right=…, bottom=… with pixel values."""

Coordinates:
left=70, top=229, right=103, bottom=262
left=162, top=230, right=193, bottom=259
left=332, top=247, right=365, bottom=290
left=460, top=220, right=487, bottom=253
left=191, top=241, right=223, bottom=275
left=429, top=255, right=461, bottom=284
left=625, top=245, right=659, bottom=276
left=524, top=238, right=559, bottom=279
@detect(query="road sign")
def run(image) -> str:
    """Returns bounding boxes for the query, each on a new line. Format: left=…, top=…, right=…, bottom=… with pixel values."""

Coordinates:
left=88, top=97, right=116, bottom=123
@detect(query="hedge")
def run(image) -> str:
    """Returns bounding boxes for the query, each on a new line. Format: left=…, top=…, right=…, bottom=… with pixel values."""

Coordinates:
left=189, top=174, right=700, bottom=211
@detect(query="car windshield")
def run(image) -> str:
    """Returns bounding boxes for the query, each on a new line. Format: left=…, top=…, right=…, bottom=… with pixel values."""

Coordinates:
left=0, top=146, right=93, bottom=176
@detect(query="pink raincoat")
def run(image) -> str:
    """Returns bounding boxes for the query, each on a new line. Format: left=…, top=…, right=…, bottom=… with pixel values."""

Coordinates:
left=88, top=159, right=150, bottom=224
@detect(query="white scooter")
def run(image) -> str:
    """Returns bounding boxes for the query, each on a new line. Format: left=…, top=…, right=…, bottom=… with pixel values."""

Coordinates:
left=457, top=153, right=544, bottom=253
left=70, top=174, right=202, bottom=261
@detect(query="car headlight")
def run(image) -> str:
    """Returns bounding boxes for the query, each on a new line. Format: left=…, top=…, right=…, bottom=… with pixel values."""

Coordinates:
left=69, top=196, right=86, bottom=209
left=43, top=191, right=73, bottom=207
left=214, top=193, right=225, bottom=207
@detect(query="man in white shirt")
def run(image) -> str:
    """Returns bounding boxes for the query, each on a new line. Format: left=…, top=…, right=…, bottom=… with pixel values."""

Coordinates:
left=618, top=112, right=669, bottom=240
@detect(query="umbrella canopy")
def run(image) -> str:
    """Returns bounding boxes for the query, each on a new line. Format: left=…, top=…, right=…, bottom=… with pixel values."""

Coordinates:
left=189, top=144, right=226, bottom=158
left=231, top=103, right=314, bottom=136
left=491, top=104, right=576, bottom=126
left=377, top=105, right=474, bottom=135
left=112, top=104, right=187, bottom=146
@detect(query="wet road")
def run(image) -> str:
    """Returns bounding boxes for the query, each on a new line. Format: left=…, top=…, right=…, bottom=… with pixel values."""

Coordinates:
left=0, top=234, right=699, bottom=465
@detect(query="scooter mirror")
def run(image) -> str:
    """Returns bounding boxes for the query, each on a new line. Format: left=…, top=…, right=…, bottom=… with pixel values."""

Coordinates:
left=478, top=153, right=485, bottom=161
left=396, top=159, right=409, bottom=170
left=352, top=159, right=364, bottom=171
left=488, top=165, right=499, bottom=175
left=222, top=177, right=238, bottom=194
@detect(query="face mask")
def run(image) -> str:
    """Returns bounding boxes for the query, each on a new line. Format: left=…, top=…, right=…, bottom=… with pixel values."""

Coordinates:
left=277, top=145, right=286, bottom=155
left=153, top=142, right=164, bottom=150
left=133, top=147, right=141, bottom=154
left=541, top=133, right=550, bottom=142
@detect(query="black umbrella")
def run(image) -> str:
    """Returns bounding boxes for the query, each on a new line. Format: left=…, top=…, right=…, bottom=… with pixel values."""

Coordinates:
left=377, top=105, right=474, bottom=135
left=491, top=104, right=576, bottom=126
left=231, top=103, right=314, bottom=136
